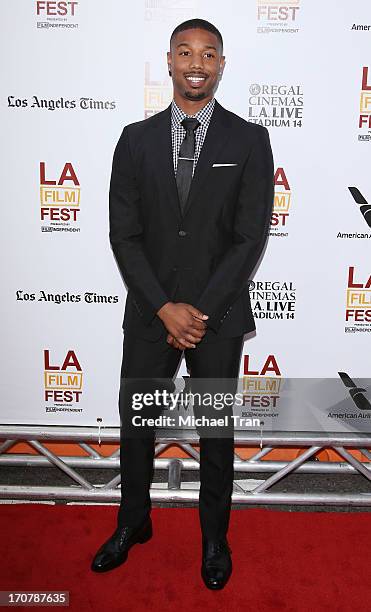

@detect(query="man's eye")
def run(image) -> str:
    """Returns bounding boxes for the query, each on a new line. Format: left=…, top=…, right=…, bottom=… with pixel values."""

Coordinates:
left=205, top=53, right=214, bottom=58
left=180, top=51, right=190, bottom=55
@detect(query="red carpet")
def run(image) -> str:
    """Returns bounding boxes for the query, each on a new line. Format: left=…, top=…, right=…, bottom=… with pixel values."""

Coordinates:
left=0, top=504, right=370, bottom=611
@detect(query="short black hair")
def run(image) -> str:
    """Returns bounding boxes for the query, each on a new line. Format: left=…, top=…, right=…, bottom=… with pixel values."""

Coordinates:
left=170, top=18, right=223, bottom=53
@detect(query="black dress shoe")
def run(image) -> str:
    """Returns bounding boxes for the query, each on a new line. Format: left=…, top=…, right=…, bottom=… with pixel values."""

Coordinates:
left=91, top=516, right=152, bottom=573
left=201, top=538, right=232, bottom=590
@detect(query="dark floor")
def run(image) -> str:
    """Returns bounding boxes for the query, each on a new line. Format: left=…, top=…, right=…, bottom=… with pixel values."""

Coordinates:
left=1, top=465, right=371, bottom=513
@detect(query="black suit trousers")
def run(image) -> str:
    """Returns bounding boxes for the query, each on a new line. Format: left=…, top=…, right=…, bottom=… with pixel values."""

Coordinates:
left=117, top=328, right=244, bottom=540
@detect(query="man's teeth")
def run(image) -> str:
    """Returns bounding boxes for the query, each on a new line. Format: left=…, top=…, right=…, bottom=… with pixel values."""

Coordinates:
left=186, top=76, right=205, bottom=82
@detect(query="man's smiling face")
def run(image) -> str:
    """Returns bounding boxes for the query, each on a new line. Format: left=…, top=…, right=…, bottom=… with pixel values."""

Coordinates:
left=167, top=28, right=225, bottom=103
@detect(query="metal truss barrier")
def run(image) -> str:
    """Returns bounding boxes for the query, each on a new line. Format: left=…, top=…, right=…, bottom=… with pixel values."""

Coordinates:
left=1, top=426, right=371, bottom=506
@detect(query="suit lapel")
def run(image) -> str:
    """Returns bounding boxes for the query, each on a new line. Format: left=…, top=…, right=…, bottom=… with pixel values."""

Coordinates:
left=151, top=104, right=182, bottom=222
left=182, top=100, right=232, bottom=219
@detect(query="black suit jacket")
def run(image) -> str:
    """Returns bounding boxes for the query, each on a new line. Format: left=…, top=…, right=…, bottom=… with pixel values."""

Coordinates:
left=109, top=98, right=274, bottom=343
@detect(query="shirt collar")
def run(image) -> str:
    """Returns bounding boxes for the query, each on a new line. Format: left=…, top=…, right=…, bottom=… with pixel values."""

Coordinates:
left=171, top=97, right=215, bottom=132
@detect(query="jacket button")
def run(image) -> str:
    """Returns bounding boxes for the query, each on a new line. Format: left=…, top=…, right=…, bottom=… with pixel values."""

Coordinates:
left=178, top=230, right=187, bottom=237
left=172, top=267, right=177, bottom=271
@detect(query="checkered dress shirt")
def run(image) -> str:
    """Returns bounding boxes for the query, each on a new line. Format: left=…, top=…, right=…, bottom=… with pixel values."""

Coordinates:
left=171, top=97, right=216, bottom=177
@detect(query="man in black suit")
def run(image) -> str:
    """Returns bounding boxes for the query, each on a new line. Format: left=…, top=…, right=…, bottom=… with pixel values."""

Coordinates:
left=92, top=18, right=274, bottom=589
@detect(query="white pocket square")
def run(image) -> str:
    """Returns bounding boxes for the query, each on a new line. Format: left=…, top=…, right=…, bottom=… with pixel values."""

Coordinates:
left=212, top=163, right=238, bottom=167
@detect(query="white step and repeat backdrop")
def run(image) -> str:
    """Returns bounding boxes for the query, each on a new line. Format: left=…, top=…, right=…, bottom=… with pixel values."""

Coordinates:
left=1, top=1, right=370, bottom=426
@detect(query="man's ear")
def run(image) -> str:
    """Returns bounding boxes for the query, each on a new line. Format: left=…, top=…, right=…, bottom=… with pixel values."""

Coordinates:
left=167, top=51, right=172, bottom=76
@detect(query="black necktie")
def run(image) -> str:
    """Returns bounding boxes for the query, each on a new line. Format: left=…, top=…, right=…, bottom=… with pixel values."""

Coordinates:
left=176, top=117, right=200, bottom=214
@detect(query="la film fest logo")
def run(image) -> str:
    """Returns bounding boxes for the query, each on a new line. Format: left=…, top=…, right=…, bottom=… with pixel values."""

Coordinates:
left=345, top=266, right=371, bottom=334
left=359, top=67, right=371, bottom=141
left=144, top=0, right=197, bottom=23
left=44, top=349, right=83, bottom=412
left=248, top=280, right=296, bottom=320
left=248, top=83, right=303, bottom=128
left=270, top=167, right=292, bottom=237
left=256, top=0, right=300, bottom=34
left=35, top=1, right=79, bottom=29
left=242, top=355, right=282, bottom=416
left=40, top=162, right=81, bottom=233
left=144, top=63, right=172, bottom=118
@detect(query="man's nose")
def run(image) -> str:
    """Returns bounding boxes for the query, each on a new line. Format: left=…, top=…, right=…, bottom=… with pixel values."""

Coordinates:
left=189, top=54, right=204, bottom=70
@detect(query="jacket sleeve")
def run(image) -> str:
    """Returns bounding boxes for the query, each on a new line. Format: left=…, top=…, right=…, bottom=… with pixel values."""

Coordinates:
left=109, top=126, right=170, bottom=326
left=195, top=126, right=274, bottom=333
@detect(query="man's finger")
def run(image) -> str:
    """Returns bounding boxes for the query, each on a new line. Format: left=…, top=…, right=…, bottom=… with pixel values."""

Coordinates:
left=177, top=337, right=196, bottom=349
left=189, top=318, right=207, bottom=329
left=167, top=334, right=183, bottom=350
left=185, top=323, right=208, bottom=343
left=184, top=334, right=202, bottom=344
left=187, top=305, right=209, bottom=320
left=187, top=324, right=207, bottom=337
left=171, top=335, right=181, bottom=349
